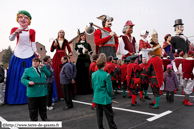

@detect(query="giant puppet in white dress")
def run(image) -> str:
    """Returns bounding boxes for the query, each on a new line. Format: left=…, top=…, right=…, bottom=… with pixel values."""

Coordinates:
left=5, top=10, right=40, bottom=104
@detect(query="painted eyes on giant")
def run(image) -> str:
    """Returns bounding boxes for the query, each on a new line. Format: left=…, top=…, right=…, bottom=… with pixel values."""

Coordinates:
left=19, top=16, right=29, bottom=20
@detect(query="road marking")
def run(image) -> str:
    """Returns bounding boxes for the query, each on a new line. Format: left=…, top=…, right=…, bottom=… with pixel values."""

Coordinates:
left=73, top=100, right=157, bottom=116
left=0, top=116, right=18, bottom=129
left=147, top=110, right=172, bottom=122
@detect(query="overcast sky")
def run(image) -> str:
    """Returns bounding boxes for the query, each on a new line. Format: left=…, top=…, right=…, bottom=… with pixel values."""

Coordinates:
left=0, top=0, right=194, bottom=58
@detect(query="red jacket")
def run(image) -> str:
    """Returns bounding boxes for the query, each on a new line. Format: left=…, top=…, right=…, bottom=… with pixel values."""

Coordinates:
left=162, top=59, right=171, bottom=71
left=182, top=58, right=194, bottom=80
left=139, top=63, right=149, bottom=84
left=120, top=63, right=128, bottom=82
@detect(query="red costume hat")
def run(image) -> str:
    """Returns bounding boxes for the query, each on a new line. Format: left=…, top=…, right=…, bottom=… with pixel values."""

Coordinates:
left=164, top=34, right=170, bottom=40
left=179, top=51, right=184, bottom=57
left=125, top=20, right=135, bottom=26
left=163, top=52, right=167, bottom=57
left=188, top=49, right=194, bottom=56
left=174, top=53, right=179, bottom=57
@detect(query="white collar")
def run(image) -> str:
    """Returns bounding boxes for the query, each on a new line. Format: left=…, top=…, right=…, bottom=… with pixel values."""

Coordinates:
left=176, top=57, right=184, bottom=59
left=186, top=58, right=194, bottom=60
left=140, top=37, right=147, bottom=42
left=163, top=58, right=167, bottom=59
left=80, top=40, right=85, bottom=43
left=18, top=27, right=29, bottom=30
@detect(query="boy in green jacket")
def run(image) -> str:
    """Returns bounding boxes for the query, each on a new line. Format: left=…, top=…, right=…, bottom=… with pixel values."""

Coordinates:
left=92, top=57, right=117, bottom=129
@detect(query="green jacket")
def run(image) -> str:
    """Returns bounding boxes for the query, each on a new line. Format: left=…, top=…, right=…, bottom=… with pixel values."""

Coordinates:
left=92, top=69, right=113, bottom=105
left=21, top=66, right=51, bottom=97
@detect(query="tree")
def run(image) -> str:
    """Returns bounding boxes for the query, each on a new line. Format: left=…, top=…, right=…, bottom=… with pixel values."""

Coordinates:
left=2, top=46, right=12, bottom=65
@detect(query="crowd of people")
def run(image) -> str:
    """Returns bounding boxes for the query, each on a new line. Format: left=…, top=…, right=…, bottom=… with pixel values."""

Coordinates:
left=0, top=10, right=194, bottom=129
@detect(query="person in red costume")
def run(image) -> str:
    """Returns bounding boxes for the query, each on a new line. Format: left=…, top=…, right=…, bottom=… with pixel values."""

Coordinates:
left=94, top=15, right=118, bottom=58
left=118, top=20, right=138, bottom=57
left=120, top=56, right=130, bottom=98
left=89, top=54, right=99, bottom=110
left=145, top=51, right=163, bottom=109
left=50, top=30, right=72, bottom=99
left=139, top=57, right=151, bottom=102
left=127, top=55, right=142, bottom=106
left=179, top=50, right=194, bottom=106
left=173, top=51, right=184, bottom=94
left=162, top=53, right=172, bottom=72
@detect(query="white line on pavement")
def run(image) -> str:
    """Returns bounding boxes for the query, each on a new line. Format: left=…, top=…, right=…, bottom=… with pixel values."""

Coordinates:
left=147, top=110, right=172, bottom=122
left=73, top=100, right=157, bottom=116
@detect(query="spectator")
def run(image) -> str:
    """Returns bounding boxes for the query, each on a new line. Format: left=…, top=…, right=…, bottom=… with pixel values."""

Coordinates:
left=43, top=56, right=55, bottom=110
left=0, top=65, right=5, bottom=106
left=60, top=56, right=74, bottom=110
left=21, top=57, right=51, bottom=121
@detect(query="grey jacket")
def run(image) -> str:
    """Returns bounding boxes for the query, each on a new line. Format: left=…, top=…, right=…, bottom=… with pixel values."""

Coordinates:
left=44, top=63, right=54, bottom=83
left=69, top=62, right=77, bottom=79
left=164, top=70, right=179, bottom=92
left=60, top=62, right=73, bottom=84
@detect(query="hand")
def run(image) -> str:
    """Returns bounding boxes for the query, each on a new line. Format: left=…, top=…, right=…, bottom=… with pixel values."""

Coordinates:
left=85, top=49, right=88, bottom=52
left=69, top=52, right=72, bottom=56
left=71, top=79, right=75, bottom=84
left=109, top=31, right=115, bottom=37
left=15, top=28, right=23, bottom=34
left=54, top=41, right=58, bottom=47
left=116, top=80, right=118, bottom=83
left=34, top=52, right=41, bottom=59
left=39, top=64, right=44, bottom=68
left=29, top=81, right=34, bottom=85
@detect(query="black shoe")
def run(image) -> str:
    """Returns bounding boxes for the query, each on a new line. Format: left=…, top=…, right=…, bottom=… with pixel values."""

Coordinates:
left=91, top=107, right=96, bottom=110
left=128, top=96, right=132, bottom=98
left=72, top=97, right=76, bottom=100
left=42, top=118, right=49, bottom=121
left=149, top=105, right=159, bottom=109
left=149, top=103, right=155, bottom=106
left=63, top=106, right=73, bottom=110
left=140, top=97, right=145, bottom=102
left=135, top=101, right=137, bottom=104
left=144, top=96, right=151, bottom=100
left=131, top=103, right=139, bottom=106
left=123, top=95, right=126, bottom=98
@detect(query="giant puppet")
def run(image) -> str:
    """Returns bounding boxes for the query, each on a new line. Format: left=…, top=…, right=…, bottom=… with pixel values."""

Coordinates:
left=5, top=10, right=40, bottom=104
left=171, top=19, right=189, bottom=54
left=118, top=20, right=138, bottom=57
left=93, top=15, right=119, bottom=58
left=149, top=29, right=161, bottom=57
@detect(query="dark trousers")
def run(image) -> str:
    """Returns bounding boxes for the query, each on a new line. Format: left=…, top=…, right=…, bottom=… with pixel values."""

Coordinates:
left=96, top=104, right=117, bottom=129
left=70, top=83, right=76, bottom=98
left=132, top=86, right=139, bottom=95
left=112, top=81, right=118, bottom=90
left=140, top=83, right=149, bottom=91
left=61, top=84, right=73, bottom=107
left=151, top=86, right=160, bottom=97
left=27, top=96, right=47, bottom=121
left=46, top=83, right=53, bottom=107
left=166, top=91, right=174, bottom=102
left=123, top=81, right=127, bottom=90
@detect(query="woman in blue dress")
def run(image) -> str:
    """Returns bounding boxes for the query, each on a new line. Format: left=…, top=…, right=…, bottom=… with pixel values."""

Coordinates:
left=162, top=34, right=174, bottom=60
left=5, top=10, right=40, bottom=104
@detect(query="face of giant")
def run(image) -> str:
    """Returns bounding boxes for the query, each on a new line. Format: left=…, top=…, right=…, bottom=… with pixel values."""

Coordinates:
left=151, top=34, right=158, bottom=43
left=126, top=26, right=133, bottom=34
left=18, top=14, right=29, bottom=28
left=142, top=57, right=147, bottom=64
left=105, top=19, right=112, bottom=28
left=175, top=25, right=184, bottom=34
left=142, top=33, right=148, bottom=39
left=58, top=30, right=65, bottom=38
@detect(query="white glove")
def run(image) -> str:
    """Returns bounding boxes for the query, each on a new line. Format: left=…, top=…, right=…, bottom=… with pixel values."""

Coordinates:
left=109, top=31, right=115, bottom=37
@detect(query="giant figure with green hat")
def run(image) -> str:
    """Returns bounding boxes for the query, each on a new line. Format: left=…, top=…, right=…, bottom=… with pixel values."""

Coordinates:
left=5, top=10, right=40, bottom=104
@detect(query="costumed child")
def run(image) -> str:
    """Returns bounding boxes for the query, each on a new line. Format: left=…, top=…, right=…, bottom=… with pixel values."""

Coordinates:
left=120, top=56, right=131, bottom=98
left=5, top=10, right=40, bottom=104
left=163, top=65, right=179, bottom=102
left=139, top=57, right=151, bottom=102
left=89, top=54, right=99, bottom=110
left=172, top=51, right=184, bottom=94
left=92, top=58, right=117, bottom=129
left=127, top=55, right=142, bottom=106
left=179, top=50, right=194, bottom=106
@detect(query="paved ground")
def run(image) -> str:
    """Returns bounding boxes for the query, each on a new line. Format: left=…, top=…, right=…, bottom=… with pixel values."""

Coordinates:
left=1, top=87, right=194, bottom=129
